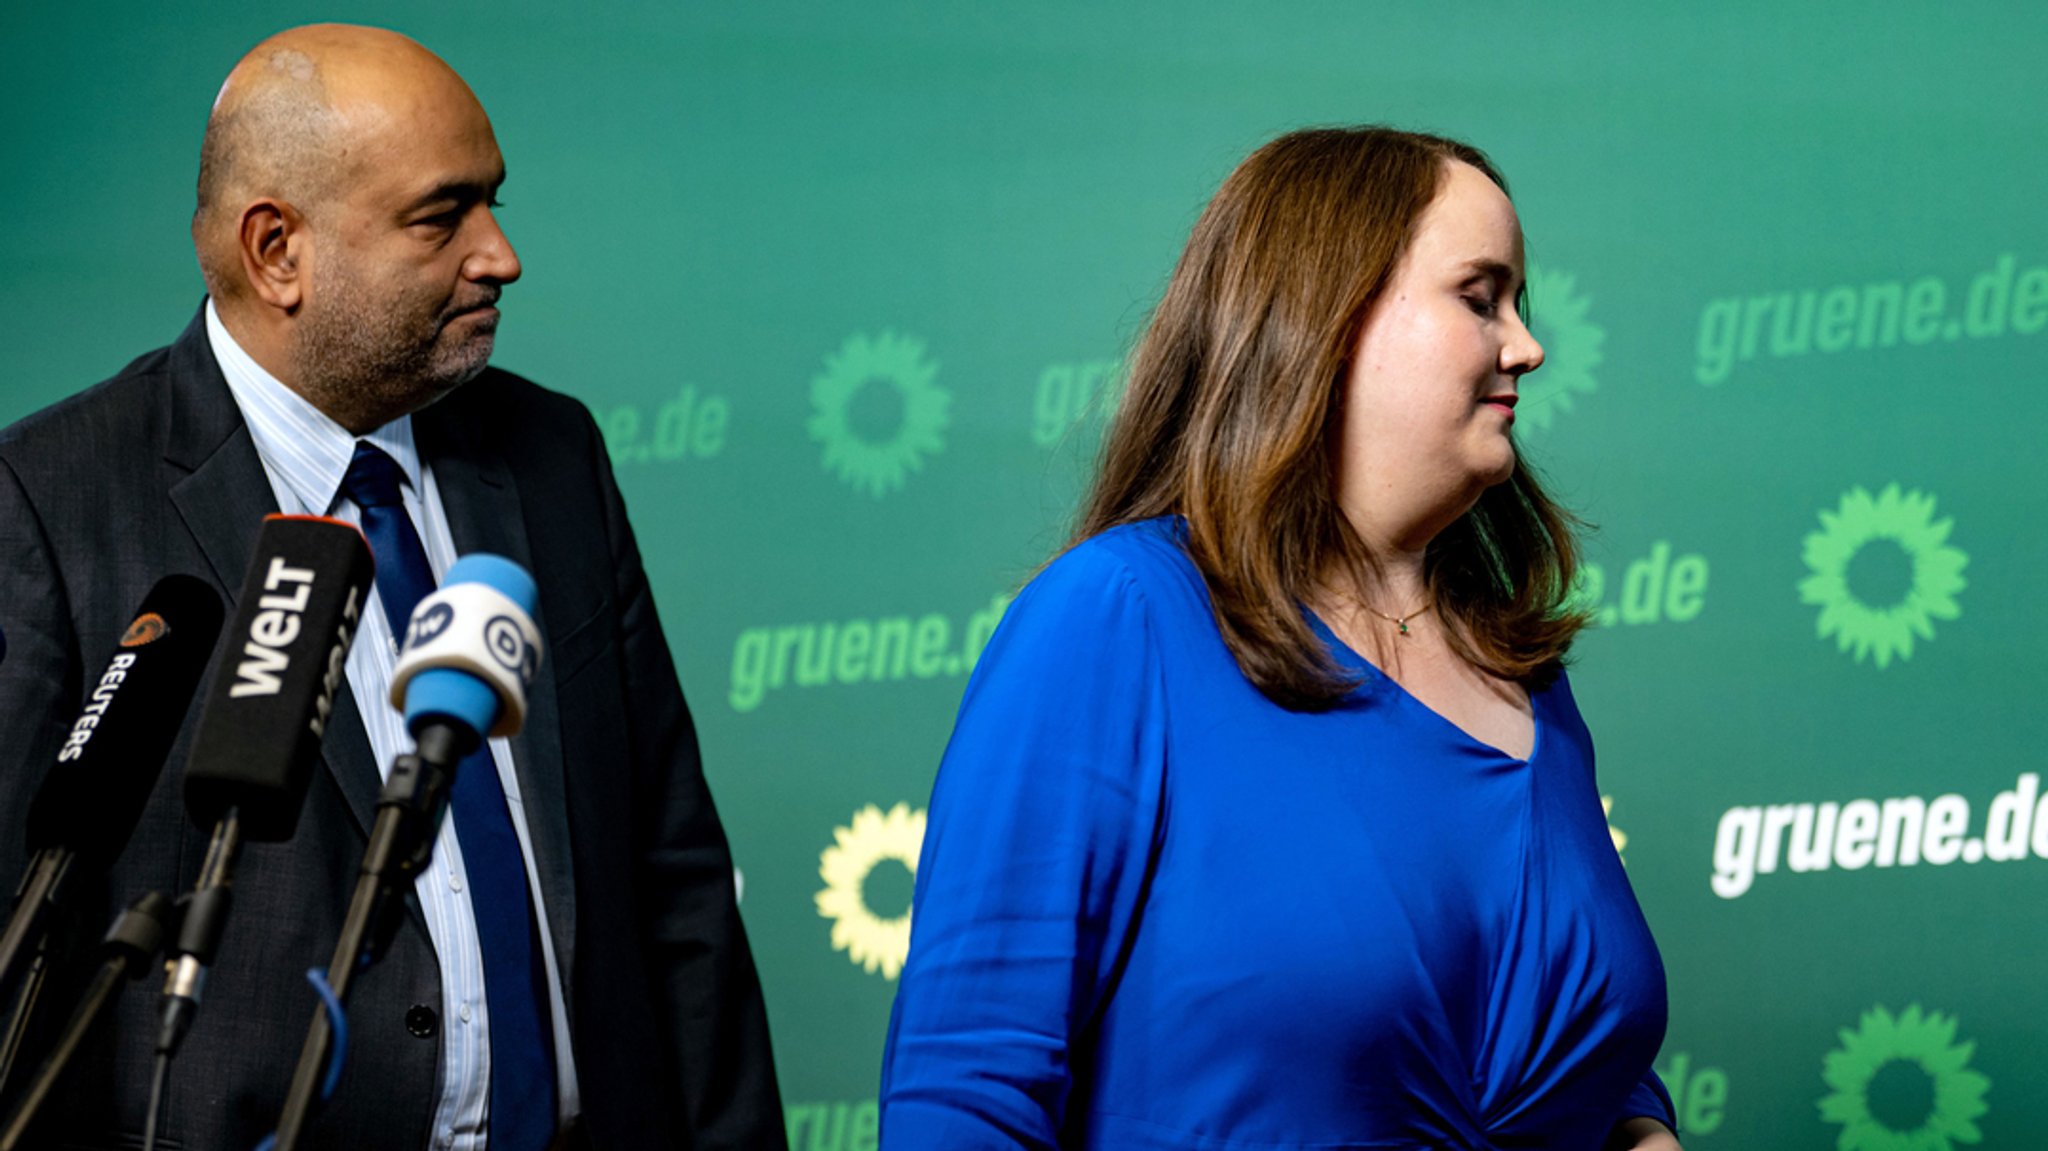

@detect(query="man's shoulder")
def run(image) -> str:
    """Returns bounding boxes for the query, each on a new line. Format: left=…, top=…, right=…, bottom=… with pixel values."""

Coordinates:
left=435, top=366, right=597, bottom=446
left=0, top=340, right=186, bottom=476
left=456, top=365, right=587, bottom=413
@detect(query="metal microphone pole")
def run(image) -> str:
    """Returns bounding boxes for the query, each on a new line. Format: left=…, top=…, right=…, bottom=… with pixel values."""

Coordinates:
left=0, top=853, right=69, bottom=996
left=156, top=808, right=242, bottom=1058
left=0, top=933, right=52, bottom=1096
left=0, top=892, right=172, bottom=1151
left=0, top=855, right=71, bottom=1093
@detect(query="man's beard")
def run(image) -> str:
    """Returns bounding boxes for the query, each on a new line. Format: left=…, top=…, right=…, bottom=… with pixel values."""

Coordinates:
left=291, top=251, right=498, bottom=426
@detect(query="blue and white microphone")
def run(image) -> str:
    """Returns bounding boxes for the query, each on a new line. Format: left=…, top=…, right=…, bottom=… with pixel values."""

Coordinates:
left=271, top=554, right=545, bottom=1151
left=390, top=553, right=544, bottom=760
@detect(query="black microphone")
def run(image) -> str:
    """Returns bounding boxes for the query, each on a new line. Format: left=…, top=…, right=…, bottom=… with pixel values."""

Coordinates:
left=182, top=517, right=375, bottom=840
left=156, top=515, right=371, bottom=1060
left=0, top=575, right=224, bottom=995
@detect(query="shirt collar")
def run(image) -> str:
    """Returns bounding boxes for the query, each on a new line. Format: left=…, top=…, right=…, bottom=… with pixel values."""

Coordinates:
left=205, top=297, right=422, bottom=516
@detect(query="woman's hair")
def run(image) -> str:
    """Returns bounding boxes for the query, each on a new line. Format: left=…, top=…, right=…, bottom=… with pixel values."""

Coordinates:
left=1072, top=126, right=1588, bottom=710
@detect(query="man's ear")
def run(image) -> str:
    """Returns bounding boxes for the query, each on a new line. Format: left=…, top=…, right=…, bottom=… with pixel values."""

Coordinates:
left=238, top=198, right=310, bottom=313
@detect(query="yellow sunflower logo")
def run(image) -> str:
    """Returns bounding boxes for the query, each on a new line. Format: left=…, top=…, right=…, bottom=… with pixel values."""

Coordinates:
left=1798, top=484, right=1969, bottom=668
left=816, top=802, right=927, bottom=980
left=1602, top=795, right=1627, bottom=863
left=806, top=331, right=950, bottom=498
left=1520, top=264, right=1604, bottom=433
left=1819, top=1004, right=1990, bottom=1151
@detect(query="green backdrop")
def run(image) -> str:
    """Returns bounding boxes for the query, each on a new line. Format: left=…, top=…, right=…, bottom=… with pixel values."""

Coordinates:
left=5, top=4, right=2043, bottom=1147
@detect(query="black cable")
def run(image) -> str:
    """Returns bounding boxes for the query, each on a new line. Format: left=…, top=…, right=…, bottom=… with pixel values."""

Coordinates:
left=141, top=1050, right=168, bottom=1151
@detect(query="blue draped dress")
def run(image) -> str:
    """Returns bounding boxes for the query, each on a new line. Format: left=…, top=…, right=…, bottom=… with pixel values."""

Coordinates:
left=881, top=517, right=1674, bottom=1149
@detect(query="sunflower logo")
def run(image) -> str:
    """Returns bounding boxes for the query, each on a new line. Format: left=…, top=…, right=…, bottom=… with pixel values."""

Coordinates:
left=816, top=802, right=926, bottom=980
left=1819, top=1004, right=1990, bottom=1151
left=1520, top=264, right=1604, bottom=433
left=1798, top=484, right=1969, bottom=669
left=1602, top=795, right=1627, bottom=862
left=806, top=331, right=950, bottom=498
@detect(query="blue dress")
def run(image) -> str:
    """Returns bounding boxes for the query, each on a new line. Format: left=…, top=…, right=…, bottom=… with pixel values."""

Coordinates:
left=881, top=518, right=1675, bottom=1149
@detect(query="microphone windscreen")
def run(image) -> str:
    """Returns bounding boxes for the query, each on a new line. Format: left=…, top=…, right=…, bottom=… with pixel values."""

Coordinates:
left=445, top=554, right=537, bottom=615
left=392, top=553, right=543, bottom=740
left=182, top=515, right=373, bottom=842
left=25, top=575, right=226, bottom=865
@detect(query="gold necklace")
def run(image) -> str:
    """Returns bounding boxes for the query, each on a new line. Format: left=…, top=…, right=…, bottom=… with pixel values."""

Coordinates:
left=1360, top=599, right=1433, bottom=636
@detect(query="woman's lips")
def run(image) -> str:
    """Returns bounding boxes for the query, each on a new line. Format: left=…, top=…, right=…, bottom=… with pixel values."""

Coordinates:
left=1482, top=395, right=1517, bottom=418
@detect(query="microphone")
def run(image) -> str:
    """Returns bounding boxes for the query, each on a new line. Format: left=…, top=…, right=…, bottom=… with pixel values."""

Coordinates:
left=391, top=553, right=542, bottom=755
left=272, top=553, right=542, bottom=1151
left=181, top=517, right=374, bottom=840
left=156, top=516, right=371, bottom=1061
left=0, top=575, right=224, bottom=995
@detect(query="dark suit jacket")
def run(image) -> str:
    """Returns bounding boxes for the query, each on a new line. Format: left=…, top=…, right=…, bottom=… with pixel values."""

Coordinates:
left=0, top=309, right=785, bottom=1150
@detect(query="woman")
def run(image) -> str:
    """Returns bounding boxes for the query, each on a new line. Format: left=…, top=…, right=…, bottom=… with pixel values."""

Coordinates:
left=880, top=127, right=1681, bottom=1151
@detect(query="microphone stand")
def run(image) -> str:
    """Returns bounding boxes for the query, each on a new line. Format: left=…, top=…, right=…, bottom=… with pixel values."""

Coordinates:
left=271, top=724, right=468, bottom=1151
left=0, top=853, right=76, bottom=1095
left=0, top=892, right=173, bottom=1151
left=0, top=937, right=51, bottom=1095
left=157, top=807, right=241, bottom=1057
left=132, top=808, right=240, bottom=1151
left=0, top=852, right=70, bottom=997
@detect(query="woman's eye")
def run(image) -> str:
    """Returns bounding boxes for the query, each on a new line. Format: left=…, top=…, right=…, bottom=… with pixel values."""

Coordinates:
left=1464, top=294, right=1498, bottom=318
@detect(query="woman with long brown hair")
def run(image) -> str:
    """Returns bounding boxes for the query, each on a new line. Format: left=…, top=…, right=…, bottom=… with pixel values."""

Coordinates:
left=879, top=127, right=1682, bottom=1150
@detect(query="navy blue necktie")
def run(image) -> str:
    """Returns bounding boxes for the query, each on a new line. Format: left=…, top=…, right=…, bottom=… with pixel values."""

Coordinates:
left=341, top=442, right=557, bottom=1150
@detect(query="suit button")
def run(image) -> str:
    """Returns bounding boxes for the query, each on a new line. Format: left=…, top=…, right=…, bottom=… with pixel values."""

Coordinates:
left=406, top=1005, right=439, bottom=1038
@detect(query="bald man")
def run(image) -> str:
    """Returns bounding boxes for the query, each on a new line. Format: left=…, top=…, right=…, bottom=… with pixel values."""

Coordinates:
left=0, top=26, right=784, bottom=1151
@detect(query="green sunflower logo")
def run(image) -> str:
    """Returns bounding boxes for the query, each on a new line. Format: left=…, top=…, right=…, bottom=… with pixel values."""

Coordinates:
left=1520, top=264, right=1604, bottom=433
left=815, top=802, right=926, bottom=980
left=1819, top=1004, right=1990, bottom=1151
left=806, top=331, right=950, bottom=498
left=1798, top=484, right=1968, bottom=669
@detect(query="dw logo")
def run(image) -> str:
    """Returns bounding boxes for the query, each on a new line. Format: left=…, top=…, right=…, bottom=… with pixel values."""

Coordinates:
left=485, top=615, right=534, bottom=679
left=404, top=602, right=454, bottom=653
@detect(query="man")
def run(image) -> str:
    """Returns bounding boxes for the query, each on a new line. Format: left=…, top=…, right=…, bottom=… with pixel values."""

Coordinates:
left=0, top=25, right=784, bottom=1150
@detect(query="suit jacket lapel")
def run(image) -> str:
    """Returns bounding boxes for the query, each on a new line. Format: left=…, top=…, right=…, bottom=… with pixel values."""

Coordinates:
left=416, top=398, right=579, bottom=997
left=160, top=306, right=384, bottom=842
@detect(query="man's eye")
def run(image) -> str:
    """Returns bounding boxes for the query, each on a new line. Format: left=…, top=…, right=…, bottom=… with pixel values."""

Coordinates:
left=412, top=204, right=471, bottom=229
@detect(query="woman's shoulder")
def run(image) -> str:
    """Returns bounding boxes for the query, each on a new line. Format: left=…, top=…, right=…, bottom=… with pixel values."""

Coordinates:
left=1035, top=516, right=1206, bottom=610
left=957, top=519, right=1196, bottom=714
left=1052, top=515, right=1195, bottom=578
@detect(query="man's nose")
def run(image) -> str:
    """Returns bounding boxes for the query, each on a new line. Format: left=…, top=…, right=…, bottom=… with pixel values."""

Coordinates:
left=466, top=208, right=522, bottom=285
